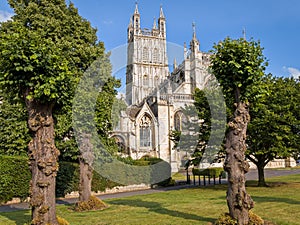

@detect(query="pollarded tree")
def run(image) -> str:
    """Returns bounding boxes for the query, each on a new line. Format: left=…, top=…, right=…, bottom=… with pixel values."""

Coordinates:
left=0, top=90, right=30, bottom=156
left=247, top=75, right=300, bottom=186
left=0, top=0, right=106, bottom=224
left=210, top=37, right=267, bottom=224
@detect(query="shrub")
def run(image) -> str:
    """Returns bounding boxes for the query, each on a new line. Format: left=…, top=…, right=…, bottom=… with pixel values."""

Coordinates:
left=56, top=216, right=70, bottom=225
left=249, top=211, right=264, bottom=225
left=74, top=195, right=107, bottom=212
left=0, top=155, right=30, bottom=203
left=215, top=213, right=237, bottom=225
left=56, top=161, right=122, bottom=197
left=0, top=156, right=124, bottom=202
left=214, top=211, right=265, bottom=225
left=56, top=161, right=79, bottom=197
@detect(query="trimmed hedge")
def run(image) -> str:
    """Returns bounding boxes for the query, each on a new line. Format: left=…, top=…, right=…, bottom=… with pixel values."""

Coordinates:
left=0, top=155, right=170, bottom=203
left=0, top=156, right=122, bottom=202
left=56, top=161, right=121, bottom=197
left=0, top=155, right=31, bottom=203
left=192, top=167, right=225, bottom=177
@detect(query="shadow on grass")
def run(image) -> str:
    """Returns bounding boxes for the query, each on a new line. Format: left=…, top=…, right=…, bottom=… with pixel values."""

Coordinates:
left=110, top=198, right=215, bottom=223
left=0, top=209, right=31, bottom=225
left=251, top=196, right=300, bottom=205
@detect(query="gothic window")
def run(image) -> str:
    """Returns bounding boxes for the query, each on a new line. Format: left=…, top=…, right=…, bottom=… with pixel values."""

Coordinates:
left=161, top=22, right=164, bottom=33
left=143, top=47, right=148, bottom=62
left=135, top=19, right=139, bottom=29
left=154, top=76, right=159, bottom=87
left=143, top=75, right=148, bottom=86
left=153, top=48, right=159, bottom=63
left=174, top=111, right=186, bottom=131
left=140, top=115, right=152, bottom=148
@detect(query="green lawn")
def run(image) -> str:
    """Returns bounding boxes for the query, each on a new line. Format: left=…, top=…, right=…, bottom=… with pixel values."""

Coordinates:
left=1, top=174, right=300, bottom=225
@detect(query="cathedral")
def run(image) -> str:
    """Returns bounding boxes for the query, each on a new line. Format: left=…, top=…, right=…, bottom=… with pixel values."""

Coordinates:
left=112, top=4, right=212, bottom=172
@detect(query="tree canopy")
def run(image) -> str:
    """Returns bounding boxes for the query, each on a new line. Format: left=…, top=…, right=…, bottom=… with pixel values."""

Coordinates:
left=247, top=75, right=300, bottom=186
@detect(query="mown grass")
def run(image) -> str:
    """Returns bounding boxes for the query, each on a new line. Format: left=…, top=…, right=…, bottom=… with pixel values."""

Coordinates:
left=0, top=173, right=299, bottom=225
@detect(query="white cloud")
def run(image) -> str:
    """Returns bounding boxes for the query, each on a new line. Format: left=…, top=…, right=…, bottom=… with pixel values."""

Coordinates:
left=0, top=10, right=13, bottom=22
left=287, top=67, right=300, bottom=79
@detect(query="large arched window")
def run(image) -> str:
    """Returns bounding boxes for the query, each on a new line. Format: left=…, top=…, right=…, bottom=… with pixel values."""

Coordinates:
left=153, top=48, right=159, bottom=63
left=143, top=47, right=149, bottom=62
left=140, top=115, right=152, bottom=148
left=143, top=75, right=149, bottom=86
left=174, top=111, right=186, bottom=131
left=154, top=76, right=159, bottom=87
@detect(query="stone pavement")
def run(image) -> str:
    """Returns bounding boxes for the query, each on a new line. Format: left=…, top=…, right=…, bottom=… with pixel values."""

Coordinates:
left=0, top=169, right=299, bottom=213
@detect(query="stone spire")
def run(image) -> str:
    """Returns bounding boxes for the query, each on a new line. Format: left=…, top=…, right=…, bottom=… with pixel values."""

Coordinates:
left=173, top=58, right=177, bottom=70
left=159, top=5, right=165, bottom=18
left=152, top=17, right=157, bottom=29
left=134, top=1, right=139, bottom=15
left=192, top=22, right=197, bottom=40
left=190, top=22, right=200, bottom=53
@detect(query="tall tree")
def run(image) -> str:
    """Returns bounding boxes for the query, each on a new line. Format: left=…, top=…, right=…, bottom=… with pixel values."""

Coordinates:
left=0, top=0, right=105, bottom=224
left=74, top=55, right=120, bottom=203
left=210, top=37, right=267, bottom=224
left=247, top=76, right=300, bottom=186
left=0, top=91, right=30, bottom=156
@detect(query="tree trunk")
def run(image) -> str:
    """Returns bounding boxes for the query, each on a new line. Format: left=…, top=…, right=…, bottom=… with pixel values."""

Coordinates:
left=26, top=98, right=59, bottom=225
left=224, top=102, right=254, bottom=225
left=79, top=159, right=93, bottom=201
left=78, top=133, right=95, bottom=202
left=257, top=164, right=266, bottom=187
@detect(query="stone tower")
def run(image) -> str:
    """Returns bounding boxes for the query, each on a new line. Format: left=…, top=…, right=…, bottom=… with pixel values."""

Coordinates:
left=126, top=4, right=169, bottom=105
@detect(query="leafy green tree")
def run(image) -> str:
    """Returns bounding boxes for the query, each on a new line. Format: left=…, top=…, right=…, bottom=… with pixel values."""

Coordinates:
left=73, top=54, right=120, bottom=203
left=247, top=76, right=300, bottom=186
left=0, top=91, right=30, bottom=156
left=0, top=0, right=106, bottom=223
left=210, top=37, right=267, bottom=224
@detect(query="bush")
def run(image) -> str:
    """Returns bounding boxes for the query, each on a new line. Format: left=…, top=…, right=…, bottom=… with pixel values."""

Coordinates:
left=214, top=211, right=264, bottom=225
left=0, top=155, right=30, bottom=203
left=56, top=216, right=70, bottom=225
left=215, top=213, right=237, bottom=225
left=74, top=195, right=107, bottom=212
left=56, top=161, right=122, bottom=197
left=192, top=167, right=224, bottom=177
left=249, top=211, right=264, bottom=225
left=0, top=156, right=124, bottom=202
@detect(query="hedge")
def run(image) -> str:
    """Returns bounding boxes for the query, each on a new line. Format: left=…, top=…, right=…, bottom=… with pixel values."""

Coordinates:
left=0, top=155, right=170, bottom=203
left=192, top=167, right=225, bottom=177
left=0, top=155, right=31, bottom=203
left=0, top=156, right=122, bottom=202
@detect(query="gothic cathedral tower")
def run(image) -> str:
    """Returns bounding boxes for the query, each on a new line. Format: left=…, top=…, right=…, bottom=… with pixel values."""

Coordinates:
left=126, top=4, right=169, bottom=105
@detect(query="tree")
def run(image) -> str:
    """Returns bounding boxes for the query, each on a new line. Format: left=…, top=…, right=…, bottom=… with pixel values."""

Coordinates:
left=74, top=55, right=120, bottom=203
left=0, top=91, right=30, bottom=156
left=0, top=0, right=105, bottom=223
left=210, top=37, right=267, bottom=224
left=247, top=75, right=300, bottom=186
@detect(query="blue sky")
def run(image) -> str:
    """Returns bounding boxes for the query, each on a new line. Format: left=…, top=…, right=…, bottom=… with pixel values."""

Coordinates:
left=1, top=0, right=300, bottom=79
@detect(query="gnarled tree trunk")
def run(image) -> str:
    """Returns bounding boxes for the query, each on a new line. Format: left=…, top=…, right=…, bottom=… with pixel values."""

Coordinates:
left=224, top=102, right=254, bottom=225
left=78, top=134, right=95, bottom=202
left=26, top=99, right=59, bottom=225
left=79, top=159, right=93, bottom=201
